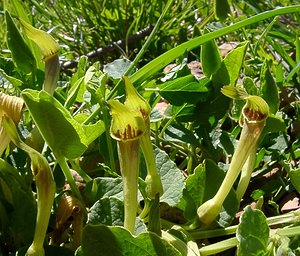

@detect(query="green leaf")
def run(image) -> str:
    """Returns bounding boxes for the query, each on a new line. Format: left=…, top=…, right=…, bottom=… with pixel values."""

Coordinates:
left=21, top=89, right=105, bottom=159
left=81, top=224, right=181, bottom=256
left=194, top=89, right=230, bottom=126
left=237, top=206, right=270, bottom=256
left=287, top=168, right=300, bottom=194
left=201, top=36, right=222, bottom=78
left=104, top=59, right=134, bottom=79
left=164, top=227, right=200, bottom=256
left=203, top=159, right=239, bottom=227
left=65, top=77, right=85, bottom=108
left=163, top=124, right=200, bottom=146
left=155, top=147, right=185, bottom=207
left=5, top=11, right=36, bottom=74
left=1, top=71, right=23, bottom=88
left=260, top=60, right=279, bottom=114
left=171, top=104, right=197, bottom=123
left=159, top=76, right=211, bottom=106
left=214, top=0, right=230, bottom=21
left=65, top=56, right=89, bottom=107
left=243, top=77, right=259, bottom=96
left=179, top=165, right=206, bottom=221
left=84, top=177, right=124, bottom=205
left=281, top=160, right=300, bottom=194
left=0, top=159, right=36, bottom=245
left=219, top=131, right=236, bottom=156
left=212, top=41, right=248, bottom=86
left=262, top=114, right=286, bottom=135
left=88, top=197, right=124, bottom=227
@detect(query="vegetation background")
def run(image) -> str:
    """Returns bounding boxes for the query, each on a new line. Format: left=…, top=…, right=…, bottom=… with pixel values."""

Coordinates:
left=0, top=0, right=300, bottom=255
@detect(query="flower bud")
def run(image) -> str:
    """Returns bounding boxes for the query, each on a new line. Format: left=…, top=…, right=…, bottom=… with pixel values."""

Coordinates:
left=18, top=18, right=60, bottom=95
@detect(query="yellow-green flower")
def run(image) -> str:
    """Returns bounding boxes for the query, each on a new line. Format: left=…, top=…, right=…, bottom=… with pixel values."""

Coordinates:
left=0, top=92, right=24, bottom=156
left=2, top=116, right=55, bottom=256
left=123, top=77, right=163, bottom=199
left=197, top=86, right=269, bottom=225
left=109, top=99, right=145, bottom=142
left=19, top=18, right=60, bottom=95
left=108, top=99, right=145, bottom=233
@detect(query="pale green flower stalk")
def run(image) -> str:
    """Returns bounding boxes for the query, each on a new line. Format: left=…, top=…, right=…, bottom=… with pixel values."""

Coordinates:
left=197, top=86, right=269, bottom=225
left=236, top=148, right=256, bottom=202
left=123, top=77, right=163, bottom=199
left=0, top=92, right=24, bottom=156
left=2, top=116, right=55, bottom=256
left=18, top=18, right=60, bottom=95
left=108, top=99, right=145, bottom=233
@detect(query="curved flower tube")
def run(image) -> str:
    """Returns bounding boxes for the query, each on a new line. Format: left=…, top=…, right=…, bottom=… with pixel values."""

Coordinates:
left=197, top=86, right=269, bottom=225
left=2, top=116, right=55, bottom=256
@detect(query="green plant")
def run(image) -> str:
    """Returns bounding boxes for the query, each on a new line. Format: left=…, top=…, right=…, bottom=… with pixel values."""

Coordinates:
left=1, top=1, right=300, bottom=255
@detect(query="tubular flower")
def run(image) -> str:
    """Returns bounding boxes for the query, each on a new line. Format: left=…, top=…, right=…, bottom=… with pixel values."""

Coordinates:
left=123, top=77, right=163, bottom=199
left=18, top=18, right=60, bottom=95
left=0, top=91, right=24, bottom=156
left=2, top=116, right=55, bottom=256
left=108, top=99, right=145, bottom=233
left=197, top=86, right=269, bottom=225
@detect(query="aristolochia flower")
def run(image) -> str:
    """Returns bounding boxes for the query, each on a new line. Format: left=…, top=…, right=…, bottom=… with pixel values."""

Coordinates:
left=2, top=116, right=55, bottom=256
left=197, top=86, right=269, bottom=225
left=123, top=77, right=163, bottom=199
left=18, top=18, right=60, bottom=95
left=108, top=99, right=145, bottom=233
left=0, top=91, right=24, bottom=157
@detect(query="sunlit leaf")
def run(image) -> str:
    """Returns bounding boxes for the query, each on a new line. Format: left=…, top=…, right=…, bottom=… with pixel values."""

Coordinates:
left=5, top=11, right=36, bottom=74
left=201, top=35, right=222, bottom=78
left=81, top=224, right=181, bottom=256
left=159, top=76, right=211, bottom=106
left=21, top=89, right=105, bottom=159
left=260, top=60, right=279, bottom=114
left=237, top=206, right=270, bottom=256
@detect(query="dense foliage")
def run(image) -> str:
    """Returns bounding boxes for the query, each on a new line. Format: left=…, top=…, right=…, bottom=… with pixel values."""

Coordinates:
left=0, top=0, right=300, bottom=255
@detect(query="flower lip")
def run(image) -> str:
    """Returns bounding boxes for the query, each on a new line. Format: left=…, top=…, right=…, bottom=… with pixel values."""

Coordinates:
left=243, top=107, right=268, bottom=122
left=108, top=99, right=145, bottom=142
left=113, top=123, right=144, bottom=141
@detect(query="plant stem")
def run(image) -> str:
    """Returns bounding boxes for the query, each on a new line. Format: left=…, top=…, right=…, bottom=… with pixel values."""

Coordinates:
left=236, top=148, right=257, bottom=202
left=102, top=104, right=117, bottom=173
left=141, top=128, right=163, bottom=199
left=215, top=121, right=263, bottom=201
left=118, top=140, right=140, bottom=233
left=191, top=210, right=300, bottom=240
left=159, top=103, right=187, bottom=138
left=56, top=156, right=83, bottom=202
left=199, top=237, right=238, bottom=256
left=69, top=159, right=92, bottom=183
